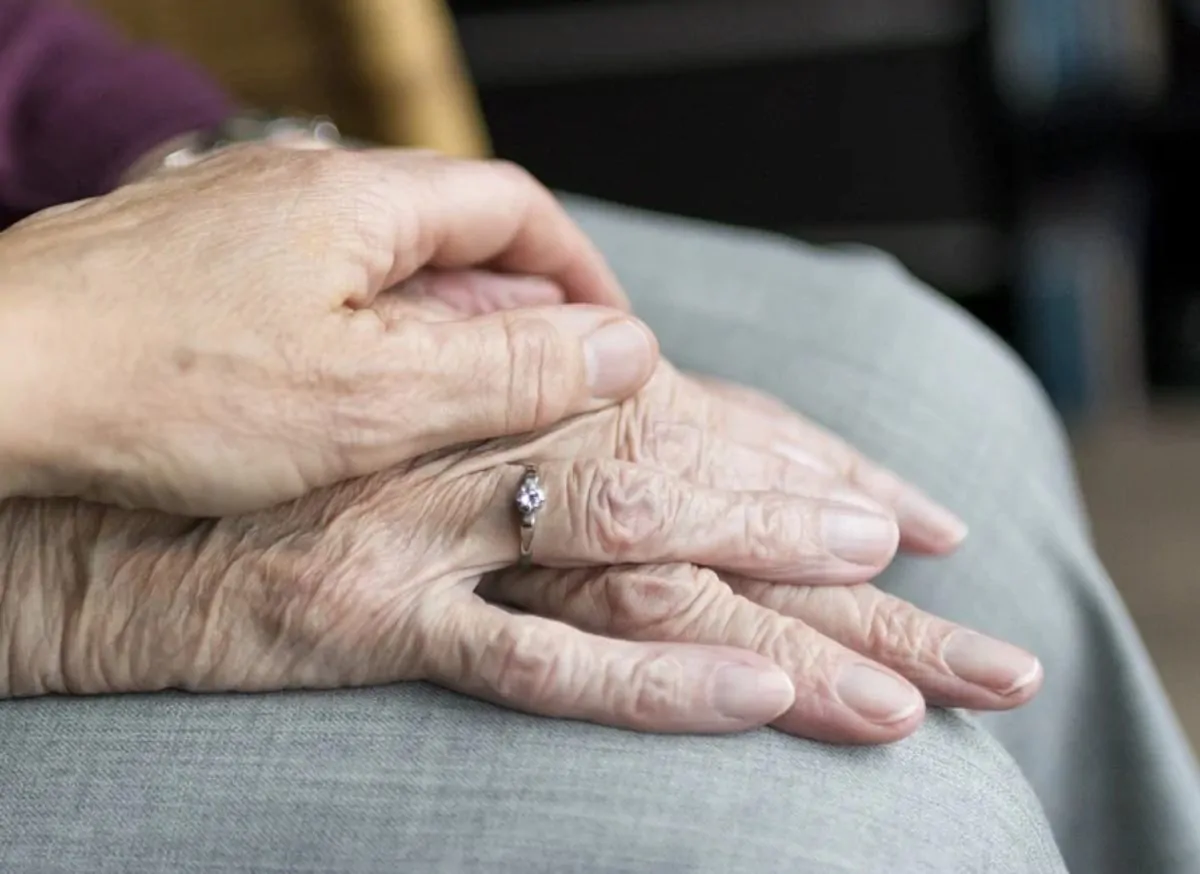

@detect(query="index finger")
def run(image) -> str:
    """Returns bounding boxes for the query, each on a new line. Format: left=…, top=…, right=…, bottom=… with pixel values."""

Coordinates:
left=367, top=151, right=630, bottom=310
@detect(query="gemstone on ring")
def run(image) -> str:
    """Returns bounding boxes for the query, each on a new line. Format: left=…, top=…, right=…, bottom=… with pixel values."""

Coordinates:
left=515, top=465, right=544, bottom=567
left=514, top=472, right=546, bottom=517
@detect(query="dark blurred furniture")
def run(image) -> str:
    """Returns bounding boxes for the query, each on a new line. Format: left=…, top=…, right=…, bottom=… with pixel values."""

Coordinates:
left=450, top=0, right=1200, bottom=406
left=450, top=0, right=1012, bottom=333
left=89, top=0, right=490, bottom=156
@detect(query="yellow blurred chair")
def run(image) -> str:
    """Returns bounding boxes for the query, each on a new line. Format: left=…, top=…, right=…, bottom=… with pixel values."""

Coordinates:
left=83, top=0, right=491, bottom=157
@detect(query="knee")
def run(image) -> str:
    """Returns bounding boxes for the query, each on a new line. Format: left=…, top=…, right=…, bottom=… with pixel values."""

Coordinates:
left=505, top=709, right=1065, bottom=873
left=567, top=199, right=1082, bottom=519
left=794, top=245, right=1077, bottom=497
left=574, top=199, right=1069, bottom=478
left=842, top=246, right=1061, bottom=434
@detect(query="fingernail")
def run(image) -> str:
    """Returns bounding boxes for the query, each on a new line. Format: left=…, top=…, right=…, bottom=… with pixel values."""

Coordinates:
left=836, top=664, right=922, bottom=724
left=712, top=664, right=796, bottom=722
left=582, top=318, right=656, bottom=399
left=821, top=509, right=899, bottom=565
left=943, top=632, right=1042, bottom=695
left=898, top=489, right=969, bottom=546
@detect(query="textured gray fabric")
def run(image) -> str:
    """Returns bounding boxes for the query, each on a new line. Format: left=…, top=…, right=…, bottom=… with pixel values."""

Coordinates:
left=0, top=196, right=1188, bottom=872
left=566, top=197, right=1200, bottom=873
left=0, top=691, right=1060, bottom=873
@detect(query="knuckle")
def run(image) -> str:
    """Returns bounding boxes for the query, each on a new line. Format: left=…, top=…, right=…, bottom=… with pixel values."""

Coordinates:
left=862, top=597, right=931, bottom=663
left=599, top=565, right=709, bottom=636
left=348, top=195, right=409, bottom=282
left=755, top=603, right=845, bottom=681
left=799, top=641, right=851, bottom=694
left=625, top=657, right=688, bottom=723
left=732, top=595, right=793, bottom=655
left=744, top=500, right=817, bottom=563
left=576, top=462, right=675, bottom=560
left=318, top=325, right=443, bottom=470
left=482, top=619, right=562, bottom=703
left=501, top=315, right=575, bottom=432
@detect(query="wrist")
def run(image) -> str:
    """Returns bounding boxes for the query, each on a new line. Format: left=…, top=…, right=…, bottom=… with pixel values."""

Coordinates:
left=0, top=497, right=76, bottom=698
left=0, top=492, right=191, bottom=698
left=121, top=113, right=343, bottom=184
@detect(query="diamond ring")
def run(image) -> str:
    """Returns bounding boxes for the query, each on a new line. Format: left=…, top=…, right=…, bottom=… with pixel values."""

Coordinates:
left=513, top=464, right=546, bottom=566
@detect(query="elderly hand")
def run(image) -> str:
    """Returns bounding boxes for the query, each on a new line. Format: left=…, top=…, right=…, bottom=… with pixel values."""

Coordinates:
left=0, top=443, right=860, bottom=730
left=0, top=355, right=1039, bottom=743
left=471, top=360, right=1040, bottom=743
left=480, top=565, right=1041, bottom=745
left=0, top=146, right=641, bottom=515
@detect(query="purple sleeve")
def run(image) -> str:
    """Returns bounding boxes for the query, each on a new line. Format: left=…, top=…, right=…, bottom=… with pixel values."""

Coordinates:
left=0, top=0, right=235, bottom=226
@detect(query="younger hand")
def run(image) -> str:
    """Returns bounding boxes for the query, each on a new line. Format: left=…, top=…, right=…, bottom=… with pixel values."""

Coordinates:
left=0, top=147, right=640, bottom=514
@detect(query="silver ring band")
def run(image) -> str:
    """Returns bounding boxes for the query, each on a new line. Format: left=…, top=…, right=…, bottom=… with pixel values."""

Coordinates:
left=513, top=464, right=545, bottom=567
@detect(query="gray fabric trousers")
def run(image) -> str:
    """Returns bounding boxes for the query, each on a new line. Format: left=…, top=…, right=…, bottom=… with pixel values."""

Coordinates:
left=3, top=199, right=1199, bottom=873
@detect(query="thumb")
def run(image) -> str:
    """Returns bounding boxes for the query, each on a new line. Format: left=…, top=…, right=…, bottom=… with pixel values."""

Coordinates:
left=424, top=599, right=796, bottom=733
left=419, top=304, right=659, bottom=445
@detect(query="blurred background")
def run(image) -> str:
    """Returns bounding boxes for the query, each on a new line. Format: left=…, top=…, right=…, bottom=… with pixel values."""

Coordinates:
left=88, top=0, right=1198, bottom=747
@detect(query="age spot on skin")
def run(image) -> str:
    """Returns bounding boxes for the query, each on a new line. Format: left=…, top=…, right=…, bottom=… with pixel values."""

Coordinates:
left=172, top=347, right=198, bottom=374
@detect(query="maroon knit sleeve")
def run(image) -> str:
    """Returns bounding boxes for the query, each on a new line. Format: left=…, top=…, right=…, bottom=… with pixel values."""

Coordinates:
left=0, top=0, right=234, bottom=226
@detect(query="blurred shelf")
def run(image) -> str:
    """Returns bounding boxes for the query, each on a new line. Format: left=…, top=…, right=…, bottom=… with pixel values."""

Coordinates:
left=1003, top=95, right=1200, bottom=149
left=455, top=0, right=980, bottom=86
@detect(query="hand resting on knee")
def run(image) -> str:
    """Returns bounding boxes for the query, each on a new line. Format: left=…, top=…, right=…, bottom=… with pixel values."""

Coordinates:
left=0, top=148, right=1041, bottom=746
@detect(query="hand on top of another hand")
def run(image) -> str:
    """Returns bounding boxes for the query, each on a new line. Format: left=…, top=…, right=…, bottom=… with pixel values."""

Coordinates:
left=0, top=146, right=638, bottom=515
left=0, top=354, right=1038, bottom=743
left=415, top=273, right=969, bottom=556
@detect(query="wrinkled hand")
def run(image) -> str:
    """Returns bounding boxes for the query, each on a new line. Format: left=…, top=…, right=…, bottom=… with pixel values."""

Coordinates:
left=480, top=565, right=1041, bottom=745
left=476, top=363, right=1040, bottom=744
left=379, top=293, right=1033, bottom=743
left=1, top=355, right=1039, bottom=743
left=0, top=146, right=640, bottom=514
left=0, top=357, right=901, bottom=713
left=1, top=432, right=869, bottom=725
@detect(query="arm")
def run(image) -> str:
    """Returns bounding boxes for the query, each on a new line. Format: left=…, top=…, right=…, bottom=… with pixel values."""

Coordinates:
left=0, top=0, right=233, bottom=222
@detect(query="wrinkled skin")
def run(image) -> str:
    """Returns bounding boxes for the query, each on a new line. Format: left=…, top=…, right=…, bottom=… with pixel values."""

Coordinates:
left=0, top=145, right=1038, bottom=745
left=1, top=360, right=1040, bottom=745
